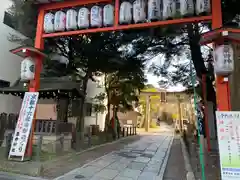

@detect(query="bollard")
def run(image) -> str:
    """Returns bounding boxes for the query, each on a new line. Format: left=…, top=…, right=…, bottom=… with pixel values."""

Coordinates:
left=36, top=135, right=43, bottom=161
left=88, top=126, right=92, bottom=147
left=127, top=127, right=129, bottom=136
left=5, top=132, right=12, bottom=158
left=122, top=127, right=125, bottom=137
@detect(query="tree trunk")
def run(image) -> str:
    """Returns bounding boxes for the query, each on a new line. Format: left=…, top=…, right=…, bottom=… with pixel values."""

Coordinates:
left=105, top=102, right=111, bottom=132
left=56, top=98, right=69, bottom=122
left=75, top=71, right=90, bottom=149
left=104, top=74, right=111, bottom=132
left=56, top=97, right=69, bottom=135
left=230, top=43, right=240, bottom=110
left=187, top=23, right=216, bottom=103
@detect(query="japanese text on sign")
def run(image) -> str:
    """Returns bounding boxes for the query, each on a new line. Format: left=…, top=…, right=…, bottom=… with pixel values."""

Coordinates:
left=216, top=111, right=240, bottom=180
left=8, top=92, right=39, bottom=160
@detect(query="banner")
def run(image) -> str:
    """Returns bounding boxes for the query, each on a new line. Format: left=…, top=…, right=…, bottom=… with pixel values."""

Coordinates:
left=216, top=111, right=240, bottom=180
left=8, top=92, right=39, bottom=160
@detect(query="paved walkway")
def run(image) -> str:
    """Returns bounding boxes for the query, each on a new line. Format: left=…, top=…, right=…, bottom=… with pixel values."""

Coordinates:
left=55, top=125, right=174, bottom=180
left=163, top=136, right=186, bottom=180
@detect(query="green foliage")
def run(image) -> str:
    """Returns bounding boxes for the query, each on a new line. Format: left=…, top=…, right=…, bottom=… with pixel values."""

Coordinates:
left=140, top=85, right=161, bottom=112
left=93, top=92, right=106, bottom=113
left=8, top=0, right=169, bottom=134
left=138, top=85, right=161, bottom=128
left=147, top=1, right=240, bottom=102
left=150, top=122, right=158, bottom=128
left=9, top=0, right=240, bottom=115
left=105, top=56, right=146, bottom=113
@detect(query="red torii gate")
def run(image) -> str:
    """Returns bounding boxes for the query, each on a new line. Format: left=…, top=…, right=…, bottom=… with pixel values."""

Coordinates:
left=11, top=0, right=229, bottom=157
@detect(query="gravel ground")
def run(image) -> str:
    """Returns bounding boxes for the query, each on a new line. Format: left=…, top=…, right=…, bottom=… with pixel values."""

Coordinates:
left=187, top=139, right=221, bottom=180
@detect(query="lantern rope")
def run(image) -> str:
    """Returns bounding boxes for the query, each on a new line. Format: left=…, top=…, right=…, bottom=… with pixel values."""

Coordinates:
left=190, top=59, right=206, bottom=180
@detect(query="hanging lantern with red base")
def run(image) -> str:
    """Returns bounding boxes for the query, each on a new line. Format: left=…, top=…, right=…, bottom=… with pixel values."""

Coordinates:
left=200, top=28, right=240, bottom=77
left=9, top=46, right=47, bottom=160
left=199, top=28, right=240, bottom=152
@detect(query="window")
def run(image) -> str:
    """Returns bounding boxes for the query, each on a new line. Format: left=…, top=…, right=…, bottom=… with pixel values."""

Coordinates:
left=3, top=11, right=16, bottom=30
left=85, top=103, right=93, bottom=116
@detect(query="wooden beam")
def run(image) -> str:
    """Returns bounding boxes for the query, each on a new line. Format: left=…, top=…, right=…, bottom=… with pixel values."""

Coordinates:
left=43, top=16, right=212, bottom=38
left=41, top=0, right=112, bottom=11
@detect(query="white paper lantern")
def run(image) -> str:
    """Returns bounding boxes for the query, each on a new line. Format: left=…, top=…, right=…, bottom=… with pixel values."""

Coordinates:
left=21, top=57, right=35, bottom=81
left=178, top=0, right=194, bottom=16
left=133, top=0, right=146, bottom=23
left=44, top=12, right=54, bottom=33
left=148, top=0, right=161, bottom=21
left=66, top=9, right=78, bottom=31
left=54, top=10, right=66, bottom=31
left=90, top=6, right=103, bottom=27
left=213, top=45, right=234, bottom=75
left=162, top=0, right=176, bottom=20
left=119, top=2, right=132, bottom=24
left=103, top=4, right=114, bottom=26
left=196, top=0, right=211, bottom=15
left=78, top=7, right=90, bottom=29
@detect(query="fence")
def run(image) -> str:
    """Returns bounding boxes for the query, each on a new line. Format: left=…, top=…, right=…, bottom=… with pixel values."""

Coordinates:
left=0, top=113, right=73, bottom=139
left=0, top=113, right=73, bottom=155
left=73, top=126, right=137, bottom=151
left=1, top=122, right=137, bottom=161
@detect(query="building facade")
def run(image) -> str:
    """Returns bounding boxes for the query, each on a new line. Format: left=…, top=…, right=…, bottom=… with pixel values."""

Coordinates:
left=0, top=0, right=107, bottom=131
left=0, top=0, right=23, bottom=113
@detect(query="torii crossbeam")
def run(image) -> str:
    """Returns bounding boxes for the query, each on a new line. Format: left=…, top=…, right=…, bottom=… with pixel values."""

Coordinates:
left=13, top=0, right=227, bottom=158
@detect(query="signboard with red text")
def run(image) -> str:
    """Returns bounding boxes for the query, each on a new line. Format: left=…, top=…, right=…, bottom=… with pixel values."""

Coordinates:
left=216, top=111, right=240, bottom=180
left=8, top=92, right=39, bottom=161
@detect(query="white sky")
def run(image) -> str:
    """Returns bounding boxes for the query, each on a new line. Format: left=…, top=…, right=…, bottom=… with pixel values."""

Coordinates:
left=145, top=54, right=186, bottom=92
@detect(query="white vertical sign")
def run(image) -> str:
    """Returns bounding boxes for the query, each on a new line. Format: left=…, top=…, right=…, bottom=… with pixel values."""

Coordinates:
left=216, top=111, right=240, bottom=180
left=9, top=92, right=39, bottom=160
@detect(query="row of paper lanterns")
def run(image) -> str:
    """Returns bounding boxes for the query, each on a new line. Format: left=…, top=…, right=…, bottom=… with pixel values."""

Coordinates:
left=44, top=0, right=211, bottom=33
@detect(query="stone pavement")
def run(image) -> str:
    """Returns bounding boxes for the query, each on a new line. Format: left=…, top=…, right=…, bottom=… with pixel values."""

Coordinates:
left=54, top=126, right=174, bottom=180
left=163, top=136, right=186, bottom=180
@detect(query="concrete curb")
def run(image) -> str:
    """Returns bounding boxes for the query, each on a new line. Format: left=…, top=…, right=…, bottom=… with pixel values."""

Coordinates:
left=158, top=132, right=174, bottom=180
left=180, top=137, right=196, bottom=180
left=0, top=171, right=47, bottom=180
